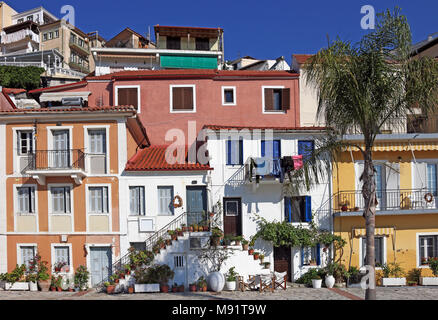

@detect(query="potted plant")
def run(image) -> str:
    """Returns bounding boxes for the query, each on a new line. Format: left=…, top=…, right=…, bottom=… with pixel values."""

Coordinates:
left=233, top=236, right=243, bottom=246
left=28, top=254, right=50, bottom=292
left=253, top=252, right=260, bottom=260
left=210, top=227, right=223, bottom=246
left=54, top=261, right=67, bottom=273
left=74, top=265, right=90, bottom=291
left=128, top=285, right=134, bottom=294
left=172, top=283, right=179, bottom=293
left=248, top=247, right=254, bottom=255
left=178, top=284, right=185, bottom=292
left=259, top=254, right=265, bottom=263
left=189, top=282, right=197, bottom=292
left=124, top=264, right=131, bottom=276
left=26, top=273, right=38, bottom=292
left=3, top=264, right=29, bottom=291
left=104, top=281, right=115, bottom=294
left=189, top=225, right=194, bottom=232
left=263, top=262, right=271, bottom=269
left=311, top=275, right=322, bottom=289
left=224, top=267, right=238, bottom=291
left=242, top=239, right=249, bottom=251
left=381, top=263, right=406, bottom=286
left=420, top=257, right=438, bottom=286
left=176, top=228, right=183, bottom=237
left=309, top=258, right=317, bottom=266
left=166, top=239, right=172, bottom=246
left=324, top=263, right=336, bottom=288
left=181, top=224, right=188, bottom=233
left=197, top=276, right=207, bottom=292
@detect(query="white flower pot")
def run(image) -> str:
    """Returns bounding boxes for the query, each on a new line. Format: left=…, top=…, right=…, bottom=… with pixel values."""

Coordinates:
left=420, top=277, right=438, bottom=286
left=5, top=282, right=29, bottom=291
left=134, top=283, right=160, bottom=293
left=224, top=281, right=236, bottom=291
left=325, top=275, right=335, bottom=288
left=208, top=272, right=225, bottom=292
left=381, top=277, right=406, bottom=287
left=29, top=281, right=38, bottom=292
left=312, top=279, right=322, bottom=289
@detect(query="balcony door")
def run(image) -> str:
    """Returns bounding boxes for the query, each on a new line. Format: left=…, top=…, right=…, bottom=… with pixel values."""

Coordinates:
left=186, top=186, right=207, bottom=226
left=52, top=130, right=70, bottom=169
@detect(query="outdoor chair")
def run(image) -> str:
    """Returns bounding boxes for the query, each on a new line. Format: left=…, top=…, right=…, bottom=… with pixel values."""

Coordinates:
left=273, top=271, right=288, bottom=290
left=238, top=275, right=257, bottom=292
left=258, top=274, right=274, bottom=293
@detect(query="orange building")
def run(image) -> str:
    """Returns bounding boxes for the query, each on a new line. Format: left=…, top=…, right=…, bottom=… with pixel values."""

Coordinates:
left=0, top=100, right=149, bottom=287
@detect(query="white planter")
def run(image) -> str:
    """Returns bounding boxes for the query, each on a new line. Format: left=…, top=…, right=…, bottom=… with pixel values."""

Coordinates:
left=224, top=281, right=236, bottom=291
left=5, top=282, right=29, bottom=291
left=420, top=277, right=438, bottom=286
left=208, top=272, right=225, bottom=292
left=134, top=283, right=160, bottom=293
left=382, top=277, right=406, bottom=287
left=312, top=279, right=322, bottom=289
left=29, top=281, right=38, bottom=292
left=325, top=275, right=335, bottom=288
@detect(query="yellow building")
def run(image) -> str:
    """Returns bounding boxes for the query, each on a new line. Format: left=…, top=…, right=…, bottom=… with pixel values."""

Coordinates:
left=330, top=132, right=438, bottom=282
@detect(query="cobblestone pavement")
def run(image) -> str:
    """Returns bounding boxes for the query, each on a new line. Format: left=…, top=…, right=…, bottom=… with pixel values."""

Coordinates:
left=0, top=286, right=438, bottom=300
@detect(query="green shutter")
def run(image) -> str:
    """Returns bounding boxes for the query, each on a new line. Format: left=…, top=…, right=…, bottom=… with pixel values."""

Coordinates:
left=160, top=55, right=218, bottom=69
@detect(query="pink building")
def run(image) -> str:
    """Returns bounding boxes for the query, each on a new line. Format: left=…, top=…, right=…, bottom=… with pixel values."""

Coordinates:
left=29, top=69, right=301, bottom=145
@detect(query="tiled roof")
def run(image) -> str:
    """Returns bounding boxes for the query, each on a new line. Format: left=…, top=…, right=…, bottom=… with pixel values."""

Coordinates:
left=2, top=88, right=26, bottom=95
left=28, top=81, right=87, bottom=94
left=292, top=54, right=314, bottom=65
left=86, top=69, right=299, bottom=81
left=125, top=145, right=212, bottom=172
left=0, top=105, right=137, bottom=114
left=203, top=124, right=326, bottom=131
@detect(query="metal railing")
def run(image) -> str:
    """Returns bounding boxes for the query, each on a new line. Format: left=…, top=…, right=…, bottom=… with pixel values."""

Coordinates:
left=23, top=149, right=86, bottom=172
left=48, top=67, right=87, bottom=78
left=326, top=189, right=438, bottom=214
left=0, top=61, right=45, bottom=68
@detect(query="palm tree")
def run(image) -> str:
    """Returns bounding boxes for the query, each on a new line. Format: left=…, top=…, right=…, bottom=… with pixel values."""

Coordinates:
left=297, top=8, right=438, bottom=300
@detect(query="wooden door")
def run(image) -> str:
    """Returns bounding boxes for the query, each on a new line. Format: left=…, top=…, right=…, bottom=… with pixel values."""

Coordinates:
left=274, top=246, right=292, bottom=282
left=90, top=247, right=112, bottom=287
left=186, top=186, right=207, bottom=226
left=223, top=197, right=242, bottom=236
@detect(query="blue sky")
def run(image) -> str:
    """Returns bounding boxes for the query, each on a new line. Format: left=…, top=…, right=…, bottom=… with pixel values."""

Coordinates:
left=8, top=0, right=437, bottom=63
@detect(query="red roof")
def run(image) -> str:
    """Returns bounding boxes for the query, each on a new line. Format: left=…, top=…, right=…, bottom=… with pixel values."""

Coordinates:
left=28, top=81, right=87, bottom=94
left=203, top=124, right=326, bottom=131
left=86, top=69, right=299, bottom=81
left=125, top=145, right=212, bottom=172
left=0, top=105, right=137, bottom=114
left=2, top=88, right=26, bottom=95
left=293, top=54, right=314, bottom=65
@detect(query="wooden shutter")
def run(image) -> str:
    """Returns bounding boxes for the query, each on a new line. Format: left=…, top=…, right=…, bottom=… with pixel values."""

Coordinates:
left=183, top=87, right=193, bottom=110
left=316, top=244, right=321, bottom=265
left=118, top=88, right=138, bottom=109
left=264, top=89, right=274, bottom=111
left=284, top=197, right=292, bottom=222
left=304, top=196, right=312, bottom=222
left=281, top=88, right=290, bottom=110
left=173, top=87, right=193, bottom=110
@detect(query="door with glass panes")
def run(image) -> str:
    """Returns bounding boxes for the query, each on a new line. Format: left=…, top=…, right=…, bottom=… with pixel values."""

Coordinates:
left=52, top=130, right=70, bottom=168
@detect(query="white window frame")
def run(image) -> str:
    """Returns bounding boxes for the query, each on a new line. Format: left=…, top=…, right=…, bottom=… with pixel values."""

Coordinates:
left=262, top=85, right=286, bottom=114
left=16, top=243, right=37, bottom=267
left=221, top=86, right=236, bottom=106
left=86, top=184, right=112, bottom=232
left=224, top=200, right=239, bottom=216
left=14, top=184, right=37, bottom=215
left=416, top=232, right=438, bottom=268
left=47, top=183, right=74, bottom=232
left=169, top=84, right=196, bottom=113
left=51, top=243, right=73, bottom=274
left=115, top=85, right=141, bottom=113
left=12, top=127, right=35, bottom=174
left=157, top=186, right=174, bottom=216
left=83, top=125, right=110, bottom=175
left=46, top=126, right=73, bottom=151
left=359, top=236, right=386, bottom=270
left=129, top=186, right=146, bottom=216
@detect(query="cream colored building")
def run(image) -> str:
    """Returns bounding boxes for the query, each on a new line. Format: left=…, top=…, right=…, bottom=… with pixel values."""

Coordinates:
left=0, top=1, right=17, bottom=31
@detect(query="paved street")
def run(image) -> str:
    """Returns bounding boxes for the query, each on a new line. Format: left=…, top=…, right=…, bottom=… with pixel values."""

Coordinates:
left=1, top=286, right=438, bottom=300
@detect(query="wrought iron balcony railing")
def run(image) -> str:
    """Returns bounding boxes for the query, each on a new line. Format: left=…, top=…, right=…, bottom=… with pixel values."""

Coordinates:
left=23, top=149, right=86, bottom=172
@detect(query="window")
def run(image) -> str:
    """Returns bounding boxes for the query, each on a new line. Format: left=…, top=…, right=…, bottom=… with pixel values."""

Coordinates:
left=226, top=139, right=243, bottom=165
left=55, top=30, right=59, bottom=38
left=264, top=88, right=290, bottom=112
left=54, top=246, right=70, bottom=268
left=195, top=37, right=210, bottom=51
left=174, top=255, right=184, bottom=268
left=17, top=18, right=24, bottom=24
left=222, top=87, right=236, bottom=106
left=89, top=130, right=106, bottom=154
left=298, top=140, right=314, bottom=162
left=261, top=140, right=281, bottom=159
left=117, top=87, right=139, bottom=110
left=419, top=235, right=438, bottom=265
left=158, top=186, right=174, bottom=215
left=20, top=246, right=35, bottom=269
left=43, top=33, right=48, bottom=41
left=26, top=15, right=33, bottom=21
left=171, top=86, right=194, bottom=111
left=130, top=242, right=146, bottom=251
left=17, top=131, right=33, bottom=155
left=71, top=33, right=77, bottom=44
left=427, top=164, right=438, bottom=197
left=50, top=187, right=71, bottom=214
left=166, top=36, right=181, bottom=50
left=284, top=196, right=312, bottom=223
left=89, top=187, right=109, bottom=213
left=17, top=186, right=35, bottom=214
left=129, top=186, right=145, bottom=216
left=302, top=245, right=320, bottom=266
left=48, top=32, right=53, bottom=40
left=362, top=237, right=384, bottom=267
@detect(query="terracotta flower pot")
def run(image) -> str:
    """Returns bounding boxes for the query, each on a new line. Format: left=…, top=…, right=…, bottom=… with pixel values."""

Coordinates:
left=242, top=244, right=249, bottom=251
left=128, top=286, right=134, bottom=294
left=172, top=286, right=178, bottom=293
left=189, top=285, right=197, bottom=292
left=51, top=287, right=56, bottom=292
left=57, top=287, right=62, bottom=292
left=179, top=286, right=184, bottom=292
left=38, top=280, right=51, bottom=292
left=160, top=284, right=169, bottom=293
left=106, top=285, right=115, bottom=294
left=253, top=254, right=259, bottom=260
left=178, top=231, right=183, bottom=237
left=68, top=288, right=74, bottom=292
left=248, top=249, right=254, bottom=255
left=182, top=226, right=187, bottom=232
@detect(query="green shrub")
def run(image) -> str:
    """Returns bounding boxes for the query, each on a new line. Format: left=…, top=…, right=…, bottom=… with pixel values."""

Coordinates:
left=296, top=268, right=325, bottom=286
left=429, top=258, right=438, bottom=276
left=0, top=66, right=45, bottom=90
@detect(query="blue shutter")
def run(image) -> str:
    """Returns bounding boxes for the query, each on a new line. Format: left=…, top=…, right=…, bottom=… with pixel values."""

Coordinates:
left=239, top=140, right=243, bottom=164
left=261, top=140, right=266, bottom=157
left=298, top=141, right=314, bottom=161
left=316, top=243, right=321, bottom=265
left=300, top=247, right=304, bottom=266
left=284, top=197, right=292, bottom=222
left=273, top=140, right=281, bottom=159
left=304, top=196, right=312, bottom=222
left=226, top=140, right=231, bottom=165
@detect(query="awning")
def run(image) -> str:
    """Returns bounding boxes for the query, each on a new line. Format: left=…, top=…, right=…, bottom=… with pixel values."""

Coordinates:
left=40, top=92, right=91, bottom=102
left=354, top=227, right=394, bottom=237
left=345, top=141, right=438, bottom=152
left=98, top=54, right=157, bottom=59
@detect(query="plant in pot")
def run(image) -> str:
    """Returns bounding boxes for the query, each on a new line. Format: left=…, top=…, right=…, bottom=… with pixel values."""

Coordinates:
left=311, top=275, right=322, bottom=289
left=210, top=227, right=223, bottom=246
left=234, top=236, right=243, bottom=246
left=181, top=224, right=188, bottom=233
left=165, top=238, right=172, bottom=246
left=53, top=261, right=67, bottom=273
left=30, top=254, right=51, bottom=292
left=104, top=281, right=116, bottom=294
left=26, top=273, right=38, bottom=292
left=253, top=251, right=260, bottom=260
left=54, top=275, right=63, bottom=291
left=189, top=224, right=194, bottom=232
left=176, top=228, right=183, bottom=237
left=172, top=282, right=179, bottom=293
left=324, top=263, right=336, bottom=288
left=381, top=262, right=406, bottom=286
left=248, top=247, right=254, bottom=255
left=74, top=265, right=90, bottom=291
left=224, top=267, right=238, bottom=291
left=124, top=264, right=131, bottom=276
left=197, top=276, right=207, bottom=292
left=157, top=238, right=165, bottom=249
left=263, top=262, right=271, bottom=269
left=259, top=254, right=265, bottom=263
left=241, top=239, right=249, bottom=251
left=189, top=282, right=197, bottom=292
left=420, top=257, right=438, bottom=286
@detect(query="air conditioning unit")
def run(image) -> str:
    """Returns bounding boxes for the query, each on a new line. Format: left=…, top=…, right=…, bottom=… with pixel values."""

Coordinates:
left=189, top=236, right=210, bottom=250
left=61, top=97, right=84, bottom=107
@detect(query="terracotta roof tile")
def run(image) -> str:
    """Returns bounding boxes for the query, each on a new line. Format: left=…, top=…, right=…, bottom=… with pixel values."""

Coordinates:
left=0, top=105, right=136, bottom=113
left=2, top=88, right=26, bottom=95
left=125, top=145, right=212, bottom=172
left=293, top=54, right=314, bottom=65
left=203, top=124, right=326, bottom=131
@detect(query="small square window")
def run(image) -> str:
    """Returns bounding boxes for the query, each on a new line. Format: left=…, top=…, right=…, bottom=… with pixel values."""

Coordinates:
left=222, top=87, right=236, bottom=106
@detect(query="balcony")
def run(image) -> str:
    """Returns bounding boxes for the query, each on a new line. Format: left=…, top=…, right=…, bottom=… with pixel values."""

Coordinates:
left=23, top=149, right=86, bottom=185
left=244, top=156, right=303, bottom=184
left=1, top=29, right=39, bottom=45
left=330, top=189, right=438, bottom=216
left=68, top=61, right=90, bottom=74
left=69, top=39, right=90, bottom=55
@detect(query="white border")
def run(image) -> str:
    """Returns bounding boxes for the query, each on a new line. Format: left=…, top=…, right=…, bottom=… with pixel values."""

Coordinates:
left=221, top=86, right=236, bottom=106
left=16, top=243, right=37, bottom=266
left=50, top=243, right=73, bottom=275
left=262, top=85, right=286, bottom=114
left=13, top=183, right=39, bottom=232
left=170, top=84, right=196, bottom=113
left=12, top=127, right=35, bottom=175
left=416, top=232, right=438, bottom=268
left=358, top=236, right=386, bottom=270
left=47, top=183, right=74, bottom=233
left=86, top=183, right=112, bottom=233
left=83, top=125, right=110, bottom=175
left=85, top=243, right=114, bottom=288
left=115, top=85, right=141, bottom=113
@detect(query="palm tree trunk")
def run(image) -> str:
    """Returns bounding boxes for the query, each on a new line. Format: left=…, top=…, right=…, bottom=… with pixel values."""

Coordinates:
left=362, top=146, right=376, bottom=300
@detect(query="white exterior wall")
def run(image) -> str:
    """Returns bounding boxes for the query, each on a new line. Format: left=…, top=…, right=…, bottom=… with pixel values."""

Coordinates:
left=299, top=70, right=324, bottom=127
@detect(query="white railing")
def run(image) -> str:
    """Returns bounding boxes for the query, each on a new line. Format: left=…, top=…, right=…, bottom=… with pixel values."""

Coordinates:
left=1, top=29, right=40, bottom=44
left=48, top=67, right=86, bottom=78
left=0, top=61, right=45, bottom=68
